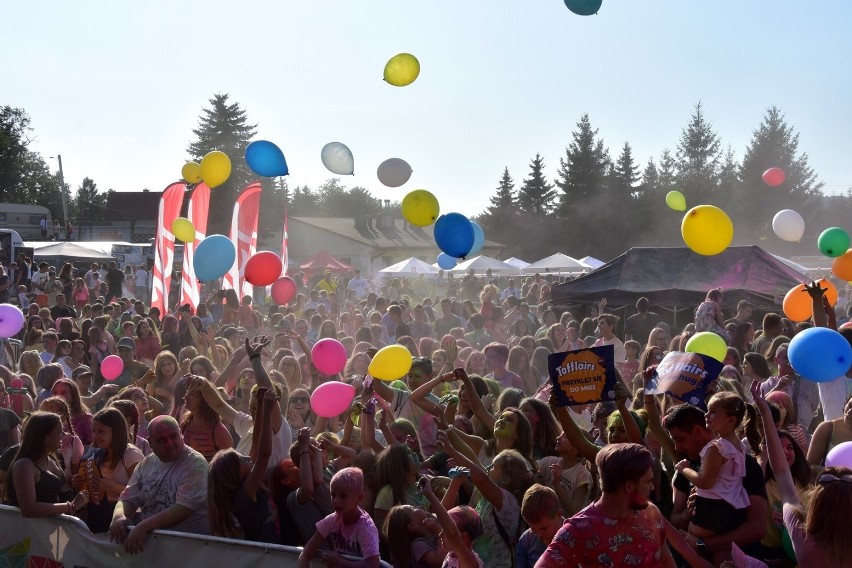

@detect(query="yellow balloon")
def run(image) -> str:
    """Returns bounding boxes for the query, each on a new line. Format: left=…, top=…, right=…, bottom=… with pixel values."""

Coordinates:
left=401, top=190, right=440, bottom=227
left=181, top=162, right=202, bottom=184
left=171, top=217, right=196, bottom=243
left=368, top=345, right=413, bottom=381
left=383, top=53, right=420, bottom=87
left=685, top=332, right=727, bottom=362
left=665, top=190, right=686, bottom=212
left=681, top=205, right=734, bottom=255
left=200, top=151, right=232, bottom=188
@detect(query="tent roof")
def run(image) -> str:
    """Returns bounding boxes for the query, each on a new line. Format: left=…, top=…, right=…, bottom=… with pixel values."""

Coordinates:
left=32, top=242, right=114, bottom=261
left=523, top=252, right=588, bottom=274
left=770, top=254, right=809, bottom=275
left=503, top=257, right=530, bottom=269
left=450, top=255, right=520, bottom=274
left=299, top=250, right=352, bottom=273
left=551, top=245, right=805, bottom=310
left=378, top=257, right=438, bottom=276
left=578, top=256, right=605, bottom=269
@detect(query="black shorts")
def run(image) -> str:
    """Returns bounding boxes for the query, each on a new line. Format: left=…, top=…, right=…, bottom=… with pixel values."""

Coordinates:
left=692, top=495, right=747, bottom=534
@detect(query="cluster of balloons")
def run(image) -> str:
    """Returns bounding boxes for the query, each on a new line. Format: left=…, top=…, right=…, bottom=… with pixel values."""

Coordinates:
left=772, top=209, right=805, bottom=242
left=818, top=227, right=850, bottom=257
left=788, top=326, right=852, bottom=383
left=101, top=355, right=124, bottom=382
left=383, top=53, right=420, bottom=87
left=377, top=158, right=412, bottom=187
left=665, top=190, right=686, bottom=212
left=245, top=140, right=289, bottom=177
left=193, top=235, right=237, bottom=282
left=564, top=0, right=602, bottom=15
left=433, top=213, right=484, bottom=266
left=681, top=205, right=734, bottom=256
left=244, top=251, right=283, bottom=287
left=762, top=167, right=786, bottom=187
left=171, top=217, right=196, bottom=243
left=782, top=279, right=838, bottom=322
left=368, top=345, right=413, bottom=380
left=684, top=331, right=727, bottom=362
left=321, top=142, right=355, bottom=175
left=0, top=304, right=25, bottom=339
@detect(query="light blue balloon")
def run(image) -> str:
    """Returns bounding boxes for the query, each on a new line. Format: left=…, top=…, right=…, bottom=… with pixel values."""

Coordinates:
left=321, top=142, right=355, bottom=176
left=788, top=327, right=852, bottom=382
left=434, top=213, right=475, bottom=259
left=468, top=222, right=485, bottom=256
left=245, top=140, right=289, bottom=177
left=437, top=253, right=457, bottom=270
left=193, top=235, right=236, bottom=282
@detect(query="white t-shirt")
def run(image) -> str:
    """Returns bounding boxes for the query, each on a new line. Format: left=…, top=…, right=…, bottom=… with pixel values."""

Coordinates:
left=118, top=445, right=209, bottom=534
left=347, top=277, right=369, bottom=298
left=594, top=336, right=627, bottom=363
left=233, top=411, right=293, bottom=475
left=135, top=269, right=149, bottom=287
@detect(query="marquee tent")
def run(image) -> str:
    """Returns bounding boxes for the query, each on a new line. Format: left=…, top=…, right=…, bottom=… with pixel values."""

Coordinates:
left=32, top=242, right=114, bottom=262
left=504, top=257, right=530, bottom=269
left=449, top=255, right=521, bottom=275
left=378, top=257, right=438, bottom=276
left=299, top=250, right=352, bottom=276
left=550, top=246, right=805, bottom=311
left=523, top=253, right=588, bottom=275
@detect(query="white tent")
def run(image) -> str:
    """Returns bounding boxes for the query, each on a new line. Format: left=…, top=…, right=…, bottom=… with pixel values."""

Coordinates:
left=378, top=257, right=439, bottom=276
left=578, top=255, right=605, bottom=270
left=523, top=252, right=588, bottom=275
left=450, top=255, right=521, bottom=275
left=770, top=254, right=809, bottom=275
left=504, top=257, right=530, bottom=269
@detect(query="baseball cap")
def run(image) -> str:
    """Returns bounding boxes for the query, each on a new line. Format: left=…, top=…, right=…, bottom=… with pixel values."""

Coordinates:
left=117, top=337, right=135, bottom=350
left=72, top=365, right=94, bottom=379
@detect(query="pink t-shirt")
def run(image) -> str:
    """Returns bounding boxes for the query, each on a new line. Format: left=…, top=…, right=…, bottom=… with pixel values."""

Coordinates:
left=315, top=508, right=380, bottom=560
left=696, top=438, right=749, bottom=509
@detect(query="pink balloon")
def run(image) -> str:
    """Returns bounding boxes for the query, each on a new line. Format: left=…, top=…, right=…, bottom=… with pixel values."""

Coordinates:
left=101, top=355, right=124, bottom=381
left=310, top=381, right=355, bottom=418
left=762, top=167, right=786, bottom=187
left=825, top=441, right=852, bottom=468
left=311, top=338, right=348, bottom=375
left=271, top=276, right=298, bottom=305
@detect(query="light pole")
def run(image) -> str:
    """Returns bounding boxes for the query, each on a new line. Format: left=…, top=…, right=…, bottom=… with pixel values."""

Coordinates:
left=49, top=155, right=69, bottom=239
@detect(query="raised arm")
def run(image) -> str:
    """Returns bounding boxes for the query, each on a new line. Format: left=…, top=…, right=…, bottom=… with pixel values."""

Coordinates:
left=244, top=388, right=275, bottom=500
left=614, top=380, right=643, bottom=445
left=437, top=429, right=503, bottom=510
left=420, top=477, right=481, bottom=568
left=198, top=377, right=238, bottom=426
left=457, top=369, right=496, bottom=432
left=642, top=367, right=680, bottom=462
left=752, top=381, right=800, bottom=506
left=550, top=398, right=600, bottom=463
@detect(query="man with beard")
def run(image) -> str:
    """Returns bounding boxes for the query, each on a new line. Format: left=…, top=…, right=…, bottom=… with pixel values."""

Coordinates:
left=536, top=443, right=676, bottom=567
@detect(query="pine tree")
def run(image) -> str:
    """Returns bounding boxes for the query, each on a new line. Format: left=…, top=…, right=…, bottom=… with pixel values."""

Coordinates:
left=555, top=114, right=610, bottom=216
left=675, top=102, right=721, bottom=204
left=290, top=185, right=319, bottom=216
left=187, top=93, right=258, bottom=233
left=658, top=149, right=677, bottom=192
left=517, top=154, right=556, bottom=215
left=736, top=106, right=822, bottom=241
left=613, top=142, right=640, bottom=195
left=642, top=158, right=659, bottom=192
left=258, top=177, right=288, bottom=236
left=478, top=167, right=518, bottom=251
left=71, top=177, right=107, bottom=223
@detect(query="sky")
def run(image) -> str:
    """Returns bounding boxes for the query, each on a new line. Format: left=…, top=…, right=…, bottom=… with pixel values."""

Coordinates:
left=5, top=1, right=852, bottom=218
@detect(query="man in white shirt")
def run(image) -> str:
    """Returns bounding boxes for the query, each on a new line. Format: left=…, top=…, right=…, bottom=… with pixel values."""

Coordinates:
left=594, top=313, right=627, bottom=362
left=500, top=277, right=521, bottom=302
left=134, top=264, right=149, bottom=303
left=30, top=262, right=50, bottom=297
left=346, top=268, right=369, bottom=299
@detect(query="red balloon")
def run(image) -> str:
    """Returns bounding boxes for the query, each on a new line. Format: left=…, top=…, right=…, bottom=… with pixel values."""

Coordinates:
left=244, top=251, right=283, bottom=286
left=271, top=276, right=298, bottom=305
left=762, top=167, right=786, bottom=187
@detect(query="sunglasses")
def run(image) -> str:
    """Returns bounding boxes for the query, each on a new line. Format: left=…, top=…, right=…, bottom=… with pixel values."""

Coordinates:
left=818, top=473, right=852, bottom=485
left=290, top=396, right=309, bottom=404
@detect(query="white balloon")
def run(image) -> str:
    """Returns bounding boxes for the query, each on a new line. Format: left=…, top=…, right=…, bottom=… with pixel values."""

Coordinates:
left=321, top=142, right=354, bottom=175
left=377, top=158, right=413, bottom=188
left=772, top=209, right=805, bottom=242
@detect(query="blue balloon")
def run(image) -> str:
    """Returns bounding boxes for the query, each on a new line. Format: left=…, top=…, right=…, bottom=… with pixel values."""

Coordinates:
left=193, top=235, right=237, bottom=282
left=788, top=327, right=852, bottom=382
left=437, top=253, right=457, bottom=270
left=434, top=213, right=475, bottom=259
left=564, top=0, right=602, bottom=16
left=468, top=222, right=485, bottom=257
left=245, top=140, right=289, bottom=177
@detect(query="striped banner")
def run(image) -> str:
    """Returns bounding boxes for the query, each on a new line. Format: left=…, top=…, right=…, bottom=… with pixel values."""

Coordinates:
left=179, top=183, right=211, bottom=312
left=151, top=182, right=186, bottom=313
left=222, top=182, right=262, bottom=297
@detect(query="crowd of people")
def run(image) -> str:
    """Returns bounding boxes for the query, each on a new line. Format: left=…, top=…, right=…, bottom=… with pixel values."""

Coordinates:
left=0, top=263, right=851, bottom=568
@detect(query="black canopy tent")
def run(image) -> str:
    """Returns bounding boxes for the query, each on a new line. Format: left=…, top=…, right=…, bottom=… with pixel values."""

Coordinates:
left=550, top=246, right=806, bottom=323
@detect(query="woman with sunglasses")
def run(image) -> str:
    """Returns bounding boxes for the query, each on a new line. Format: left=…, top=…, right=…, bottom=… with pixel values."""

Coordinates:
left=752, top=381, right=851, bottom=566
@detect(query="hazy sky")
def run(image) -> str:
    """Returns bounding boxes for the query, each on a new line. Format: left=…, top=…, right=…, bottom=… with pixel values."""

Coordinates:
left=6, top=1, right=852, bottom=217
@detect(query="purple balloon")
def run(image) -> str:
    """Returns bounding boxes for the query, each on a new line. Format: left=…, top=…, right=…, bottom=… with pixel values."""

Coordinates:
left=0, top=304, right=25, bottom=339
left=825, top=441, right=852, bottom=468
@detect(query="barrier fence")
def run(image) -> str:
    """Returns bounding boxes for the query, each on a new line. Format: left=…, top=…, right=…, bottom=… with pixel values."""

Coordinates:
left=0, top=505, right=391, bottom=568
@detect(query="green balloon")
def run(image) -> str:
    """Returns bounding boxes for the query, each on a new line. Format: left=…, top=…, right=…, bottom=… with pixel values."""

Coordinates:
left=818, top=227, right=850, bottom=258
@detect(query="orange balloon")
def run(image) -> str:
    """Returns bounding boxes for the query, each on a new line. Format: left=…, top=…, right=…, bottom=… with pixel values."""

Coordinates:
left=832, top=249, right=852, bottom=281
left=783, top=279, right=838, bottom=322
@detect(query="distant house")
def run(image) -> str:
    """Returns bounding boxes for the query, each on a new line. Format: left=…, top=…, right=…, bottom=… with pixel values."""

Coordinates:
left=79, top=190, right=162, bottom=242
left=286, top=213, right=505, bottom=275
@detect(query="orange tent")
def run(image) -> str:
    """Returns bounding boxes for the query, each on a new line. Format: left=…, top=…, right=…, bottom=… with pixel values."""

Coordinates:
left=299, top=250, right=352, bottom=277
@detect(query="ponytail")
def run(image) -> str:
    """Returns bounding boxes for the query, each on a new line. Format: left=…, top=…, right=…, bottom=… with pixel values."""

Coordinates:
left=742, top=403, right=761, bottom=455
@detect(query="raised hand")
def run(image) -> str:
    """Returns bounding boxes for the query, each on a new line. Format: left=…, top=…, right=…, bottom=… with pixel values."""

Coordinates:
left=245, top=336, right=270, bottom=359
